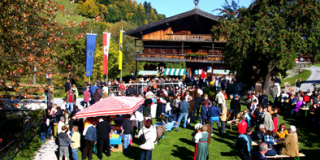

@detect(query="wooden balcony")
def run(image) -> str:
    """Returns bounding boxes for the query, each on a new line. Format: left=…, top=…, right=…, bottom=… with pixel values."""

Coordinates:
left=133, top=52, right=223, bottom=63
left=142, top=34, right=226, bottom=42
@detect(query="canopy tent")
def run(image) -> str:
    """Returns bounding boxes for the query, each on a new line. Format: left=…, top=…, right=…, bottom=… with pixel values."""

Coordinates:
left=138, top=70, right=158, bottom=76
left=163, top=68, right=186, bottom=76
left=75, top=97, right=145, bottom=118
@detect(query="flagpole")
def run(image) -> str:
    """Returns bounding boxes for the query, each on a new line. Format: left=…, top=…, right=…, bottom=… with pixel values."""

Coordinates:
left=120, top=24, right=123, bottom=82
left=105, top=28, right=108, bottom=83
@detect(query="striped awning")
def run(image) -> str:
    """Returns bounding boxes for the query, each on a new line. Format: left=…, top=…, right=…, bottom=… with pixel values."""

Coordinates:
left=163, top=68, right=186, bottom=76
left=75, top=97, right=145, bottom=118
left=138, top=70, right=158, bottom=76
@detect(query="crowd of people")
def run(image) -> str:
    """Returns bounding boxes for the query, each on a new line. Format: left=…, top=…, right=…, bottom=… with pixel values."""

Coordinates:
left=38, top=75, right=319, bottom=160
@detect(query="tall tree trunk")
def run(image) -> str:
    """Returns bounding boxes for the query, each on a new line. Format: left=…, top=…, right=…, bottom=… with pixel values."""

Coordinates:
left=263, top=67, right=272, bottom=95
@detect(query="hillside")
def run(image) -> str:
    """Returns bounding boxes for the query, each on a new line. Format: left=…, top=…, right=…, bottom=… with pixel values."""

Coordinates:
left=55, top=0, right=92, bottom=25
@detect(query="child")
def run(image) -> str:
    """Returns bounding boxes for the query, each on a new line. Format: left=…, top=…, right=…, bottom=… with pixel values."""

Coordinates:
left=58, top=126, right=71, bottom=160
left=70, top=126, right=80, bottom=160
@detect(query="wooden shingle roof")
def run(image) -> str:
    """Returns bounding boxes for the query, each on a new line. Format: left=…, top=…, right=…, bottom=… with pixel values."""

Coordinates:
left=126, top=8, right=221, bottom=38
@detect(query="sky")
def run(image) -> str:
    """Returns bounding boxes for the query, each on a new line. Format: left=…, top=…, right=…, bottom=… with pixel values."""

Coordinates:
left=135, top=0, right=253, bottom=17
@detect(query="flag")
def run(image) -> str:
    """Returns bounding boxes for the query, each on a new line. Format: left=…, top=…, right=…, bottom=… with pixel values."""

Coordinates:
left=103, top=32, right=111, bottom=74
left=118, top=30, right=125, bottom=70
left=86, top=33, right=97, bottom=77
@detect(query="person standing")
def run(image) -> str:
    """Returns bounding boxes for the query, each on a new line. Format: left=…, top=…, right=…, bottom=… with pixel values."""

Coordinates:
left=57, top=117, right=65, bottom=135
left=236, top=127, right=253, bottom=160
left=194, top=125, right=209, bottom=160
left=122, top=115, right=131, bottom=153
left=177, top=97, right=190, bottom=129
left=188, top=96, right=195, bottom=124
left=96, top=117, right=111, bottom=159
left=262, top=107, right=275, bottom=131
left=93, top=89, right=101, bottom=104
left=144, top=95, right=153, bottom=117
left=90, top=82, right=99, bottom=104
left=220, top=103, right=227, bottom=134
left=295, top=78, right=301, bottom=92
left=64, top=79, right=71, bottom=93
left=65, top=90, right=75, bottom=113
left=58, top=126, right=71, bottom=160
left=138, top=119, right=157, bottom=160
left=231, top=95, right=241, bottom=120
left=71, top=84, right=78, bottom=105
left=39, top=119, right=47, bottom=143
left=83, top=87, right=90, bottom=108
left=194, top=93, right=203, bottom=121
left=70, top=126, right=80, bottom=160
left=271, top=83, right=280, bottom=107
left=260, top=91, right=269, bottom=109
left=215, top=89, right=225, bottom=109
left=82, top=120, right=97, bottom=160
left=207, top=102, right=221, bottom=135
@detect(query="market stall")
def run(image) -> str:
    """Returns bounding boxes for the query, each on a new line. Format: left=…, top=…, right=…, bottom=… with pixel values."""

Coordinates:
left=75, top=97, right=144, bottom=152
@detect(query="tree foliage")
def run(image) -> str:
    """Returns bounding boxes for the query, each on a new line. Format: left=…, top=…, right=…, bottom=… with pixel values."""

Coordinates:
left=77, top=0, right=166, bottom=26
left=0, top=0, right=63, bottom=86
left=213, top=0, right=320, bottom=92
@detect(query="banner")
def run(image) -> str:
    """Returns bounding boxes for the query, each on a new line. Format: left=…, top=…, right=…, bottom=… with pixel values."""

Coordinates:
left=86, top=33, right=97, bottom=77
left=118, top=30, right=125, bottom=70
left=103, top=32, right=111, bottom=74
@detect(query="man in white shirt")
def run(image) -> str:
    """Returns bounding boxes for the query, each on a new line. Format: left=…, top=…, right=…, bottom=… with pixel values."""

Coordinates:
left=57, top=117, right=65, bottom=134
left=197, top=87, right=203, bottom=96
left=215, top=89, right=225, bottom=108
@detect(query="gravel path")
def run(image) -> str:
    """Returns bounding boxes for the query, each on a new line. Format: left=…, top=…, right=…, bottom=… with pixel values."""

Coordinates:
left=300, top=67, right=320, bottom=92
left=33, top=139, right=58, bottom=160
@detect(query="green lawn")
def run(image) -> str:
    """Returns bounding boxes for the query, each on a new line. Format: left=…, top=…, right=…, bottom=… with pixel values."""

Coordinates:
left=281, top=70, right=311, bottom=88
left=75, top=102, right=319, bottom=160
left=55, top=0, right=92, bottom=25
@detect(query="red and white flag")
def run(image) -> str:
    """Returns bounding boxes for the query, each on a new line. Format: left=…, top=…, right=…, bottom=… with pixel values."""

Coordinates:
left=103, top=32, right=111, bottom=74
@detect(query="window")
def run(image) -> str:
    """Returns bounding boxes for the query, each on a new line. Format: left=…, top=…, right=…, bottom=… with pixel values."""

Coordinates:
left=173, top=49, right=177, bottom=53
left=201, top=50, right=207, bottom=54
left=149, top=48, right=155, bottom=53
left=161, top=49, right=166, bottom=53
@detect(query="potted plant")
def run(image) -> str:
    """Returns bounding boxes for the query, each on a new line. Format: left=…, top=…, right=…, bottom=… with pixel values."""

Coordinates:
left=186, top=52, right=192, bottom=59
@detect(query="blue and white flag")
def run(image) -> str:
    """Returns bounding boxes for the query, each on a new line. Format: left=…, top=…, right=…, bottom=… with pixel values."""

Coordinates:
left=86, top=33, right=97, bottom=77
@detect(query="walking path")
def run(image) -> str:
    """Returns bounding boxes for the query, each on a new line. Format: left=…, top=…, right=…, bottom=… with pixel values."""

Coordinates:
left=300, top=67, right=320, bottom=92
left=33, top=139, right=58, bottom=160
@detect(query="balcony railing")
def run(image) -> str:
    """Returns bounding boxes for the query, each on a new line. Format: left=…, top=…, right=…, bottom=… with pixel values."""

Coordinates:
left=133, top=52, right=223, bottom=63
left=142, top=34, right=227, bottom=42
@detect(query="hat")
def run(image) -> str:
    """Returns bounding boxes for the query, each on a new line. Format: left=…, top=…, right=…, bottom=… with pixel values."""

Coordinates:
left=60, top=117, right=65, bottom=121
left=289, top=125, right=296, bottom=132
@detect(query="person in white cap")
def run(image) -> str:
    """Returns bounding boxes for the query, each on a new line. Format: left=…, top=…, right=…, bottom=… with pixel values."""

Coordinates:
left=280, top=125, right=299, bottom=157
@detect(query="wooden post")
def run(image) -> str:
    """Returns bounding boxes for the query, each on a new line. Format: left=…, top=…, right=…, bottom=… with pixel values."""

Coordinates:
left=212, top=43, right=214, bottom=55
left=181, top=42, right=184, bottom=55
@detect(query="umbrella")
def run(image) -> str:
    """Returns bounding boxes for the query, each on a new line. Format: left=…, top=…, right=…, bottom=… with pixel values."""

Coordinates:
left=75, top=96, right=145, bottom=118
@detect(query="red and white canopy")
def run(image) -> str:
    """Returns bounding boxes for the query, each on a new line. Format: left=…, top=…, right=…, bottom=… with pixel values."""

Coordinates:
left=75, top=96, right=144, bottom=118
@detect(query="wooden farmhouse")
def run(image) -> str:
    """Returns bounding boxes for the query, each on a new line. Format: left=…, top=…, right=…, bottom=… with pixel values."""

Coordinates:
left=126, top=8, right=232, bottom=76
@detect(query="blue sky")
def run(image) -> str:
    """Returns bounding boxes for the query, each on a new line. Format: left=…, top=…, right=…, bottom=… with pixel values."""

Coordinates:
left=135, top=0, right=253, bottom=17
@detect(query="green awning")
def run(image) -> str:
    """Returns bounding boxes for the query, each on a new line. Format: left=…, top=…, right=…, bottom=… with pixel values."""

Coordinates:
left=212, top=69, right=236, bottom=75
left=163, top=68, right=186, bottom=76
left=138, top=70, right=158, bottom=76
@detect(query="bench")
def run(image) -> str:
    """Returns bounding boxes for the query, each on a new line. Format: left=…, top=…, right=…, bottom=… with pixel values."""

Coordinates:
left=251, top=141, right=278, bottom=146
left=266, top=153, right=305, bottom=160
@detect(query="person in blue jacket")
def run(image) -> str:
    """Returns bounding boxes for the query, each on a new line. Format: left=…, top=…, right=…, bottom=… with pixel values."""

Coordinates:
left=207, top=102, right=221, bottom=135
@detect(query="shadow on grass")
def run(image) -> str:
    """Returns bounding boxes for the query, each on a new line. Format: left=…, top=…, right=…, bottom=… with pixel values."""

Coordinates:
left=171, top=145, right=194, bottom=159
left=122, top=145, right=141, bottom=160
left=179, top=138, right=194, bottom=146
left=220, top=150, right=239, bottom=157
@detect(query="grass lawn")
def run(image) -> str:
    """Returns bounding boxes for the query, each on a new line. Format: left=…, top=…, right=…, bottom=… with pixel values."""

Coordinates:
left=76, top=101, right=319, bottom=160
left=281, top=70, right=311, bottom=88
left=55, top=0, right=92, bottom=25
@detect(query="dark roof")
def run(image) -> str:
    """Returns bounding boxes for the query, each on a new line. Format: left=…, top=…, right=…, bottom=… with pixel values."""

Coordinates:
left=126, top=8, right=221, bottom=37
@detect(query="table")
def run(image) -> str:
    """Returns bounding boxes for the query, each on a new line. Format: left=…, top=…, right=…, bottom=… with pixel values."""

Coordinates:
left=300, top=108, right=309, bottom=117
left=110, top=136, right=123, bottom=153
left=251, top=141, right=278, bottom=146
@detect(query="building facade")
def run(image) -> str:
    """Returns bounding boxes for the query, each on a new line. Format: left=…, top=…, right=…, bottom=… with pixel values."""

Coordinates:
left=126, top=8, right=230, bottom=76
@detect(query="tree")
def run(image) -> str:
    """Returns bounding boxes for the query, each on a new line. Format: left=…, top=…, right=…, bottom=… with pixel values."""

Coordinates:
left=213, top=0, right=320, bottom=93
left=0, top=0, right=62, bottom=87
